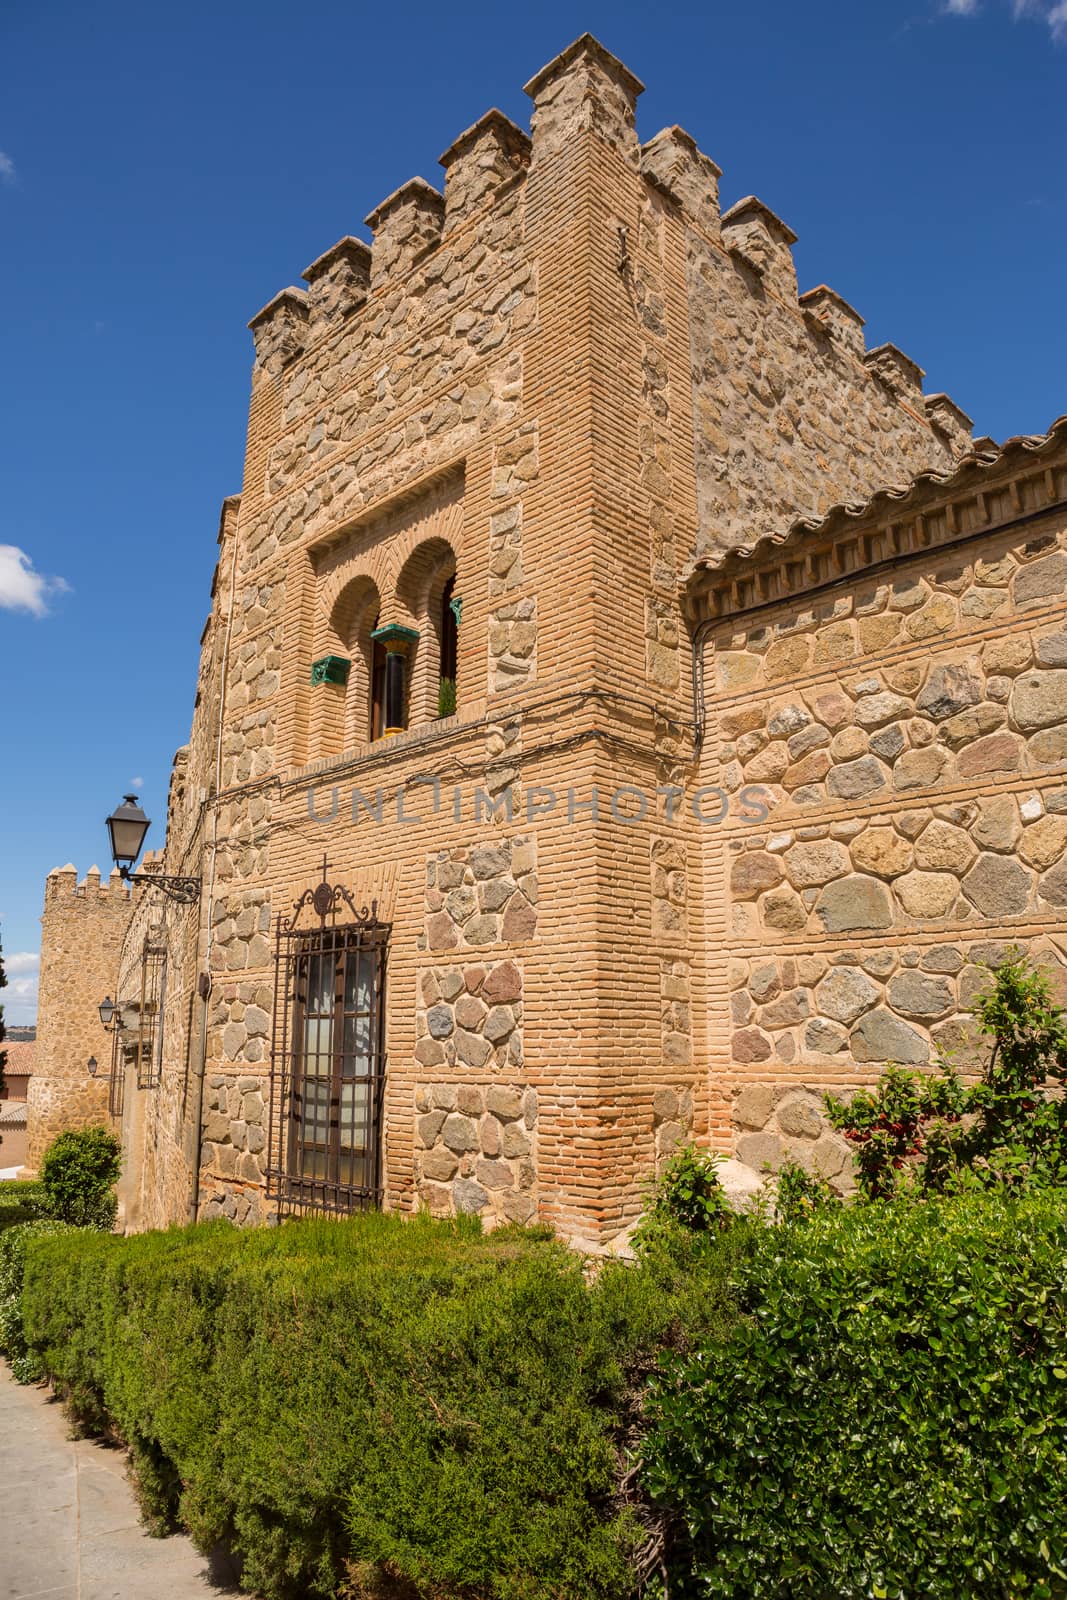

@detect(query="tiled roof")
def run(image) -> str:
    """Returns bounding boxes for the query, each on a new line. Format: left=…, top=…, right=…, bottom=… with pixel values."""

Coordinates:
left=2, top=1040, right=35, bottom=1078
left=692, top=414, right=1067, bottom=578
left=0, top=1101, right=27, bottom=1126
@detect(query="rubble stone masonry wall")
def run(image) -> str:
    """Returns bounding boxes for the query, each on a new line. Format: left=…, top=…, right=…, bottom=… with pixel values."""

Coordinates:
left=690, top=440, right=1067, bottom=1185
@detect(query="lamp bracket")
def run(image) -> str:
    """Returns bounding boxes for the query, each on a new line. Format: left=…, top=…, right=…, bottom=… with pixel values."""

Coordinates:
left=122, top=869, right=202, bottom=905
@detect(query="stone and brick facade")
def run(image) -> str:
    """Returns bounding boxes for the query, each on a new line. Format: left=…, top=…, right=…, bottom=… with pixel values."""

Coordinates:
left=28, top=36, right=1067, bottom=1243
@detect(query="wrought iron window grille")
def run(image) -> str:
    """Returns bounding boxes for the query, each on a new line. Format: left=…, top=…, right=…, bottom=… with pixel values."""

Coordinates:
left=137, top=942, right=167, bottom=1090
left=267, top=858, right=389, bottom=1220
left=107, top=1022, right=125, bottom=1119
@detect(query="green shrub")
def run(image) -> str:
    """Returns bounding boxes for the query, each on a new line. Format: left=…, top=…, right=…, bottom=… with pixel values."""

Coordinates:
left=824, top=1062, right=967, bottom=1200
left=0, top=1178, right=48, bottom=1206
left=0, top=1218, right=77, bottom=1381
left=772, top=1158, right=840, bottom=1226
left=19, top=1210, right=744, bottom=1599
left=826, top=952, right=1067, bottom=1199
left=641, top=1189, right=1067, bottom=1599
left=633, top=1144, right=733, bottom=1257
left=0, top=1178, right=48, bottom=1234
left=40, top=1125, right=121, bottom=1228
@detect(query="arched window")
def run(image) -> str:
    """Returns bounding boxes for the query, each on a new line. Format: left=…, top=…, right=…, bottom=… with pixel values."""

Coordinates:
left=395, top=538, right=458, bottom=726
left=439, top=575, right=458, bottom=716
left=370, top=616, right=387, bottom=741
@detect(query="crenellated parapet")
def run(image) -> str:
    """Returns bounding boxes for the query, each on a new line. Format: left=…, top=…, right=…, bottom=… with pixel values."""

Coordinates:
left=439, top=109, right=531, bottom=232
left=364, top=177, right=445, bottom=289
left=302, top=237, right=371, bottom=334
left=641, top=126, right=722, bottom=235
left=239, top=28, right=978, bottom=558
left=798, top=284, right=866, bottom=358
left=524, top=32, right=643, bottom=165
left=864, top=341, right=926, bottom=405
left=721, top=195, right=799, bottom=301
left=46, top=862, right=131, bottom=902
left=247, top=287, right=308, bottom=380
left=925, top=392, right=975, bottom=457
left=28, top=861, right=136, bottom=1171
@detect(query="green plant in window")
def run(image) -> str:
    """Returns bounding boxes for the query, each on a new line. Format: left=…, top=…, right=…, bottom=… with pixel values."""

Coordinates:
left=437, top=675, right=456, bottom=717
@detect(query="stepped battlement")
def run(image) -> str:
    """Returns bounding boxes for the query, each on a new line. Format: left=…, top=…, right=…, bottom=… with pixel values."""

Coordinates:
left=45, top=863, right=131, bottom=901
left=244, top=34, right=971, bottom=461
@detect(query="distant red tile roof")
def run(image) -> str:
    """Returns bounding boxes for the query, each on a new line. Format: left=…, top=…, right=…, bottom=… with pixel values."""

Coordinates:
left=2, top=1040, right=35, bottom=1081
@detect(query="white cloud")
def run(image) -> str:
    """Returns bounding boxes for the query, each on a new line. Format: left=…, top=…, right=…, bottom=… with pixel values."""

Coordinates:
left=131, top=776, right=145, bottom=790
left=1047, top=1, right=1067, bottom=37
left=5, top=952, right=39, bottom=977
left=0, top=152, right=14, bottom=185
left=945, top=0, right=1067, bottom=34
left=5, top=974, right=39, bottom=1021
left=0, top=545, right=69, bottom=617
left=1016, top=0, right=1067, bottom=38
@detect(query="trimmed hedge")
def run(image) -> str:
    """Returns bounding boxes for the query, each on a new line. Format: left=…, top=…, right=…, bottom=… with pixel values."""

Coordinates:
left=642, top=1189, right=1067, bottom=1600
left=19, top=1211, right=745, bottom=1600
left=0, top=1217, right=77, bottom=1380
left=12, top=1170, right=1065, bottom=1597
left=0, top=1178, right=48, bottom=1234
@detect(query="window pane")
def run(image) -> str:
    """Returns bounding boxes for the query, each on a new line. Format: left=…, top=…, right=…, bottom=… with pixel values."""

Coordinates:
left=286, top=924, right=384, bottom=1209
left=344, top=951, right=372, bottom=1013
left=339, top=1082, right=370, bottom=1151
left=342, top=1010, right=371, bottom=1075
left=300, top=1077, right=330, bottom=1139
left=308, top=953, right=333, bottom=1015
left=303, top=1015, right=333, bottom=1065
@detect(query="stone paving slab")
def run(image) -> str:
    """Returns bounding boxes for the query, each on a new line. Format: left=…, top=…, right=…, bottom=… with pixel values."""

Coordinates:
left=0, top=1363, right=239, bottom=1600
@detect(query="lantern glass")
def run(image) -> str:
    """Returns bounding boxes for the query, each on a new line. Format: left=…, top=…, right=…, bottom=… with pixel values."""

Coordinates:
left=98, top=996, right=117, bottom=1027
left=87, top=1056, right=98, bottom=1077
left=106, top=794, right=150, bottom=870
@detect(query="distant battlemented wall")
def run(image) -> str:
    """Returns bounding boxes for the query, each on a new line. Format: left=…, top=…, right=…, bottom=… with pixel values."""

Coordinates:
left=25, top=866, right=133, bottom=1172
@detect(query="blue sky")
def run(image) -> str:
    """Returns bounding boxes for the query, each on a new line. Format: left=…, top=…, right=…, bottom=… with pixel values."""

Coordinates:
left=1, top=0, right=1065, bottom=1022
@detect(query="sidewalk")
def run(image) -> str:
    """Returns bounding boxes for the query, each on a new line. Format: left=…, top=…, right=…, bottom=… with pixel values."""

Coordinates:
left=1, top=1363, right=238, bottom=1600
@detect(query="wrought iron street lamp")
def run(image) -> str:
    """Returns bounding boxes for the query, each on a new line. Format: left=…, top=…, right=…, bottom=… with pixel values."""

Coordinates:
left=105, top=794, right=150, bottom=872
left=98, top=996, right=118, bottom=1028
left=104, top=795, right=201, bottom=904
